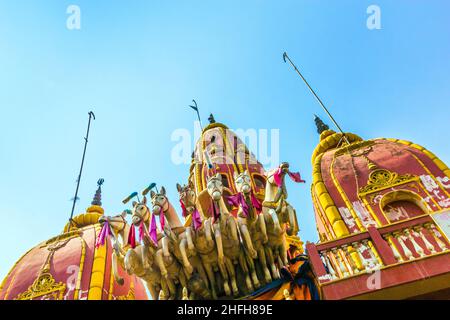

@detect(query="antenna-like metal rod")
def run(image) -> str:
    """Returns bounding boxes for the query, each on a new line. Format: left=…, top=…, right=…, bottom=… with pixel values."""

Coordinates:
left=189, top=99, right=203, bottom=130
left=283, top=52, right=349, bottom=143
left=68, top=111, right=95, bottom=232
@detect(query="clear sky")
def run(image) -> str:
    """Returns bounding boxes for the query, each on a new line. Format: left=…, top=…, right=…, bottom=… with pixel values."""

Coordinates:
left=1, top=0, right=449, bottom=281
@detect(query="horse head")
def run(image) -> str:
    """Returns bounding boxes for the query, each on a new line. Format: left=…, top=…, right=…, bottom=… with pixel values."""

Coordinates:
left=233, top=170, right=252, bottom=195
left=206, top=173, right=223, bottom=201
left=177, top=182, right=197, bottom=214
left=131, top=197, right=151, bottom=226
left=99, top=210, right=128, bottom=233
left=150, top=186, right=169, bottom=216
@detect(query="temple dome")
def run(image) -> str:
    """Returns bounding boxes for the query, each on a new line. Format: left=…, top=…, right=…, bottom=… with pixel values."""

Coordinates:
left=311, top=119, right=450, bottom=241
left=0, top=184, right=148, bottom=300
left=189, top=117, right=267, bottom=210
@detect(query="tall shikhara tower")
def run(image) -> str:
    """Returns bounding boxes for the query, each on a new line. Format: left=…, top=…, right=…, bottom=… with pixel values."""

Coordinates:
left=306, top=117, right=450, bottom=299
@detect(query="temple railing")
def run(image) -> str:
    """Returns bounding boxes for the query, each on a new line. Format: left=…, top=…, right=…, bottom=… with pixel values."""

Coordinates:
left=306, top=214, right=450, bottom=284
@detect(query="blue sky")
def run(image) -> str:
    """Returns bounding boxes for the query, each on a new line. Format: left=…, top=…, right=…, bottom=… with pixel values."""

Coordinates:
left=1, top=0, right=449, bottom=280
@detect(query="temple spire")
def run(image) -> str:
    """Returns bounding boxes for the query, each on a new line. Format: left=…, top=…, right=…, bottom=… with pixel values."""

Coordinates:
left=314, top=115, right=329, bottom=134
left=208, top=114, right=216, bottom=124
left=91, top=178, right=104, bottom=206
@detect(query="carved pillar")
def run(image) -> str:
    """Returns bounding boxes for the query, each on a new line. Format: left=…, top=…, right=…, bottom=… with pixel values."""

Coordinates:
left=332, top=248, right=349, bottom=277
left=425, top=223, right=448, bottom=251
left=404, top=228, right=425, bottom=257
left=413, top=226, right=436, bottom=254
left=343, top=245, right=359, bottom=274
left=321, top=251, right=338, bottom=280
left=385, top=233, right=403, bottom=262
left=393, top=231, right=413, bottom=260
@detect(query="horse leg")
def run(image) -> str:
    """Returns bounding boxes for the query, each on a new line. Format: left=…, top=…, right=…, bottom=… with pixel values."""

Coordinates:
left=265, top=246, right=279, bottom=279
left=258, top=214, right=268, bottom=243
left=160, top=277, right=171, bottom=300
left=239, top=222, right=257, bottom=259
left=204, top=262, right=218, bottom=299
left=141, top=245, right=150, bottom=269
left=247, top=253, right=260, bottom=288
left=148, top=283, right=158, bottom=300
left=193, top=257, right=210, bottom=291
left=218, top=258, right=231, bottom=296
left=178, top=269, right=188, bottom=293
left=238, top=251, right=253, bottom=292
left=224, top=257, right=239, bottom=296
left=179, top=239, right=194, bottom=275
left=112, top=251, right=124, bottom=285
left=243, top=252, right=260, bottom=291
left=166, top=276, right=177, bottom=300
left=162, top=237, right=170, bottom=257
left=257, top=245, right=272, bottom=284
left=270, top=209, right=282, bottom=234
left=155, top=250, right=168, bottom=278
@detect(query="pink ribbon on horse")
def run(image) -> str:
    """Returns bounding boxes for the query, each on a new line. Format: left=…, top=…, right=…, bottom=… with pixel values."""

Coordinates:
left=250, top=192, right=262, bottom=213
left=138, top=221, right=146, bottom=242
left=209, top=201, right=221, bottom=224
left=273, top=167, right=306, bottom=187
left=180, top=199, right=188, bottom=218
left=149, top=214, right=158, bottom=246
left=180, top=199, right=202, bottom=230
left=127, top=224, right=137, bottom=249
left=227, top=191, right=262, bottom=217
left=159, top=207, right=165, bottom=231
left=192, top=208, right=202, bottom=231
left=95, top=221, right=111, bottom=248
left=288, top=171, right=305, bottom=183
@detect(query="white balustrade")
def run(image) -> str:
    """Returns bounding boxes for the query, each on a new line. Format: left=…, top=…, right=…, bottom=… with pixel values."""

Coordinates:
left=425, top=223, right=448, bottom=251
left=393, top=232, right=414, bottom=261
left=384, top=233, right=404, bottom=262
left=404, top=228, right=425, bottom=258
left=413, top=226, right=436, bottom=254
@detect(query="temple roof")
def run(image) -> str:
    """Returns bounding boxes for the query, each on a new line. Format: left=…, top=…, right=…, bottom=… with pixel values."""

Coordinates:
left=310, top=120, right=450, bottom=241
left=0, top=182, right=148, bottom=300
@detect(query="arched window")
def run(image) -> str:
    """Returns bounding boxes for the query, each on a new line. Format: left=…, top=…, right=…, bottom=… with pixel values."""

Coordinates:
left=380, top=190, right=430, bottom=222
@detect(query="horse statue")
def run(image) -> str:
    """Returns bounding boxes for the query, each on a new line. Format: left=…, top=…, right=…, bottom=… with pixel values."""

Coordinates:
left=150, top=186, right=185, bottom=259
left=178, top=182, right=221, bottom=299
left=231, top=170, right=272, bottom=285
left=98, top=211, right=166, bottom=300
left=123, top=243, right=166, bottom=300
left=130, top=196, right=186, bottom=299
left=262, top=162, right=300, bottom=275
left=206, top=173, right=255, bottom=295
left=98, top=211, right=131, bottom=286
left=176, top=183, right=213, bottom=292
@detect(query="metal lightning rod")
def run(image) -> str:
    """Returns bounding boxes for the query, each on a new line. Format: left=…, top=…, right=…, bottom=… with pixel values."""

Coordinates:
left=68, top=111, right=96, bottom=232
left=283, top=52, right=349, bottom=144
left=189, top=99, right=203, bottom=131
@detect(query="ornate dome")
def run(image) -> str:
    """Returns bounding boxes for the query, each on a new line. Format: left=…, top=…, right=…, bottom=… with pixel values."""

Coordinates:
left=311, top=119, right=450, bottom=241
left=0, top=184, right=148, bottom=300
left=189, top=117, right=267, bottom=215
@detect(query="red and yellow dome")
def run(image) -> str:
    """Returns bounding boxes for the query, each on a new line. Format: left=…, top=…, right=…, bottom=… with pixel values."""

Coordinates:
left=311, top=123, right=450, bottom=242
left=0, top=194, right=148, bottom=300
